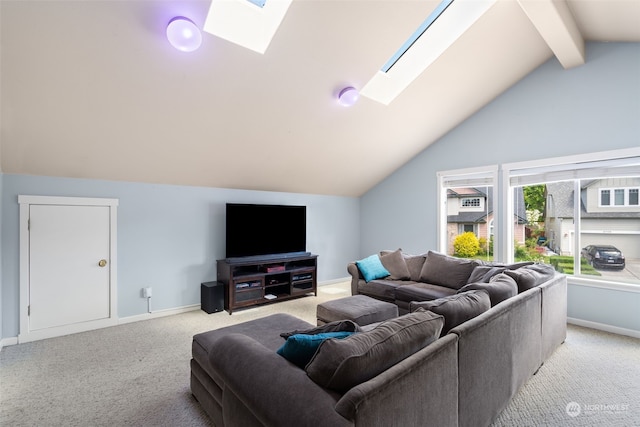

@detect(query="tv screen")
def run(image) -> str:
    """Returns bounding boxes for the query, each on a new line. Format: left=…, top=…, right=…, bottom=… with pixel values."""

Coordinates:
left=225, top=203, right=307, bottom=260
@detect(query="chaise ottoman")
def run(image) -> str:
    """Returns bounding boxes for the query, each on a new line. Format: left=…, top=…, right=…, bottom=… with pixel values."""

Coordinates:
left=316, top=294, right=398, bottom=326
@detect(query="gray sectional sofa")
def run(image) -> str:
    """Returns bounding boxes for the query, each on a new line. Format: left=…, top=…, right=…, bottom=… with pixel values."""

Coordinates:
left=191, top=249, right=567, bottom=427
left=348, top=249, right=555, bottom=313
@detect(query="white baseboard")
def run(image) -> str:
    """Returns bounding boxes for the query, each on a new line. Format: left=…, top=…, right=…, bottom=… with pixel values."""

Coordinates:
left=568, top=317, right=640, bottom=339
left=1, top=304, right=202, bottom=349
left=0, top=337, right=19, bottom=350
left=118, top=304, right=201, bottom=325
left=1, top=281, right=351, bottom=350
left=318, top=277, right=350, bottom=286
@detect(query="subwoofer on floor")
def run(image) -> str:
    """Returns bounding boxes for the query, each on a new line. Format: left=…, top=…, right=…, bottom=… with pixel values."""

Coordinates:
left=201, top=281, right=224, bottom=314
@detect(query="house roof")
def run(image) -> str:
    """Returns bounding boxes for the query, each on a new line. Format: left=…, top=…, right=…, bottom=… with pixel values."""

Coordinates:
left=547, top=180, right=640, bottom=219
left=448, top=188, right=487, bottom=198
left=546, top=181, right=576, bottom=218
left=447, top=186, right=527, bottom=224
left=1, top=0, right=639, bottom=196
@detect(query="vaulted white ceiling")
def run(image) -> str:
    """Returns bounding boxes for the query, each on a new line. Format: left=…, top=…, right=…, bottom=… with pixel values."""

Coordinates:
left=1, top=0, right=639, bottom=196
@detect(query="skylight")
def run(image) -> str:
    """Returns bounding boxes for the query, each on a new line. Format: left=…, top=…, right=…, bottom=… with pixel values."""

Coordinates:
left=381, top=0, right=454, bottom=73
left=361, top=0, right=497, bottom=106
left=246, top=0, right=266, bottom=7
left=203, top=0, right=292, bottom=54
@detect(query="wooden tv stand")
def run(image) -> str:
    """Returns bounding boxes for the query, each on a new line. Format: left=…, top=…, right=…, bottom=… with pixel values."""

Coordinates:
left=217, top=254, right=318, bottom=314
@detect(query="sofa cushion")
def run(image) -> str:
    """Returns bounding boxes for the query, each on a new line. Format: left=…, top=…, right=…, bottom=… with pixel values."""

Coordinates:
left=358, top=279, right=410, bottom=301
left=409, top=290, right=491, bottom=336
left=403, top=253, right=427, bottom=281
left=467, top=261, right=535, bottom=283
left=394, top=282, right=457, bottom=303
left=419, top=251, right=478, bottom=290
left=305, top=309, right=444, bottom=393
left=458, top=273, right=518, bottom=306
left=280, top=319, right=362, bottom=339
left=356, top=254, right=390, bottom=282
left=379, top=249, right=411, bottom=280
left=504, top=263, right=556, bottom=293
left=467, top=265, right=506, bottom=283
left=276, top=331, right=354, bottom=368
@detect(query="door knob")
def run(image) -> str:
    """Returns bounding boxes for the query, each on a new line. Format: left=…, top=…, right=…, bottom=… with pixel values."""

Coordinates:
left=98, top=259, right=107, bottom=267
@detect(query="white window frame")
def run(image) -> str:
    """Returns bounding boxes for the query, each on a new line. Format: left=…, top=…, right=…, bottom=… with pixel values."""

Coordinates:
left=599, top=187, right=640, bottom=207
left=502, top=147, right=640, bottom=290
left=438, top=148, right=640, bottom=290
left=461, top=197, right=481, bottom=208
left=437, top=165, right=498, bottom=257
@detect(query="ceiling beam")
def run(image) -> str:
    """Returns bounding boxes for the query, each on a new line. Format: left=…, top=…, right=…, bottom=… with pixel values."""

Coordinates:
left=517, top=0, right=585, bottom=69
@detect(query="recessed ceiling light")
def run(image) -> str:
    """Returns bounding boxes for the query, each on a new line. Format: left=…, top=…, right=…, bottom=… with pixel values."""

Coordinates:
left=166, top=17, right=202, bottom=52
left=203, top=0, right=292, bottom=54
left=361, top=0, right=497, bottom=105
left=338, top=87, right=359, bottom=107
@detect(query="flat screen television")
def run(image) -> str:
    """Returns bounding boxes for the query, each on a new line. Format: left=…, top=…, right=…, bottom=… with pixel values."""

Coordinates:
left=225, top=203, right=307, bottom=260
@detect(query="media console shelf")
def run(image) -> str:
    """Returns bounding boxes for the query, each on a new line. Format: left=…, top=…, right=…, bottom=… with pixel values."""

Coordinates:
left=217, top=254, right=318, bottom=314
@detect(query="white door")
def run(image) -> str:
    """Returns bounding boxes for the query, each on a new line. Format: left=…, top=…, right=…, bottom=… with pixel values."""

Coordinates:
left=29, top=205, right=110, bottom=330
left=19, top=196, right=118, bottom=342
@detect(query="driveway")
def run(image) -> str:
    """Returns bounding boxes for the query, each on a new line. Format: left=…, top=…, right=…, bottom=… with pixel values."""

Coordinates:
left=594, top=258, right=640, bottom=281
left=623, top=258, right=640, bottom=280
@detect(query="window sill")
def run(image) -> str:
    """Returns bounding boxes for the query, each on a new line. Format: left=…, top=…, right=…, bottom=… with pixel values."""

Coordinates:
left=567, top=275, right=640, bottom=293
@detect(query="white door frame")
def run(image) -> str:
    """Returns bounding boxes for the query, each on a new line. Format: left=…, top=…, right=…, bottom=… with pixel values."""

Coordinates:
left=18, top=195, right=119, bottom=343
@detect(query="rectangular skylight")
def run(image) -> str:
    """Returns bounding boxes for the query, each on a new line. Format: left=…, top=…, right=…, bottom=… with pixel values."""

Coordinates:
left=246, top=0, right=266, bottom=8
left=361, top=0, right=497, bottom=105
left=382, top=0, right=454, bottom=73
left=203, top=0, right=292, bottom=54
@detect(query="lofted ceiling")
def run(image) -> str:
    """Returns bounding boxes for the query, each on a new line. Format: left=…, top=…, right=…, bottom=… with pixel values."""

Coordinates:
left=1, top=0, right=639, bottom=197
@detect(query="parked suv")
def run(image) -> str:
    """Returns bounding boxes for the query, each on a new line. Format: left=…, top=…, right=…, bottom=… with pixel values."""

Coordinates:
left=581, top=245, right=626, bottom=270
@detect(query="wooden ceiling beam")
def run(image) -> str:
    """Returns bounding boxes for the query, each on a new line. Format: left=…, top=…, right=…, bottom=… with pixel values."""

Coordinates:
left=518, top=0, right=585, bottom=69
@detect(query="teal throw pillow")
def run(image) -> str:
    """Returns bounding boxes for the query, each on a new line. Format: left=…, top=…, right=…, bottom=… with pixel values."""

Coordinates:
left=276, top=331, right=354, bottom=368
left=356, top=254, right=390, bottom=282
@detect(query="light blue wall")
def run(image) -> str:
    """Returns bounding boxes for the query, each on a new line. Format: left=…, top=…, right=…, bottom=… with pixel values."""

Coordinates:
left=360, top=42, right=640, bottom=334
left=2, top=43, right=638, bottom=340
left=1, top=175, right=360, bottom=338
left=361, top=42, right=640, bottom=256
left=568, top=285, right=640, bottom=332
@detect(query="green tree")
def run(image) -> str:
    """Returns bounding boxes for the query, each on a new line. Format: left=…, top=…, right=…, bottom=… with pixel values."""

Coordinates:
left=523, top=185, right=546, bottom=220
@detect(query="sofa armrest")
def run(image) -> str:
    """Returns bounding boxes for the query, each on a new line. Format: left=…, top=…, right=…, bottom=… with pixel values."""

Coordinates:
left=539, top=273, right=567, bottom=360
left=335, top=333, right=458, bottom=427
left=450, top=287, right=542, bottom=427
left=347, top=262, right=363, bottom=295
left=209, top=333, right=352, bottom=427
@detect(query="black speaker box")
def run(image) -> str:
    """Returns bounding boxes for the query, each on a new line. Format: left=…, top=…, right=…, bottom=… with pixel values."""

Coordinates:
left=201, top=281, right=224, bottom=314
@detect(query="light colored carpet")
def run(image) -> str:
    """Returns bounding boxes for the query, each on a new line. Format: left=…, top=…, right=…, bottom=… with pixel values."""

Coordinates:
left=492, top=324, right=640, bottom=427
left=1, top=281, right=639, bottom=426
left=0, top=282, right=352, bottom=427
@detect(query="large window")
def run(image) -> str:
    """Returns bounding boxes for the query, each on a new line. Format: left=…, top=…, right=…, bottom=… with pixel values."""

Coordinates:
left=438, top=149, right=640, bottom=288
left=505, top=150, right=640, bottom=286
left=437, top=166, right=497, bottom=262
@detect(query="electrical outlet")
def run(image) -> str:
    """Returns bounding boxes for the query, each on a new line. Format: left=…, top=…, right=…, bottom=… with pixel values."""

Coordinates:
left=142, top=287, right=152, bottom=298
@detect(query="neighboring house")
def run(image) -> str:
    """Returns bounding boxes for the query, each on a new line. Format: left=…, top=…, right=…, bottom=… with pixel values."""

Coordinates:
left=545, top=179, right=640, bottom=258
left=447, top=187, right=527, bottom=254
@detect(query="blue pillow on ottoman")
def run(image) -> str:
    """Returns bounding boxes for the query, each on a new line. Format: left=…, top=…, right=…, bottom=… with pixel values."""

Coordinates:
left=356, top=254, right=390, bottom=282
left=277, top=332, right=354, bottom=368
